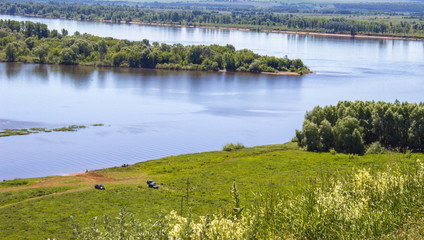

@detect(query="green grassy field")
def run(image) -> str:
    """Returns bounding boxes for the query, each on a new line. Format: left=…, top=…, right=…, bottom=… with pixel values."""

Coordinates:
left=0, top=142, right=421, bottom=239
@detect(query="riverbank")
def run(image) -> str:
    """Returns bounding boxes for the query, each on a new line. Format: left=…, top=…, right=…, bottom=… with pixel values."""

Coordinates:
left=0, top=142, right=422, bottom=239
left=14, top=13, right=424, bottom=42
left=0, top=60, right=308, bottom=76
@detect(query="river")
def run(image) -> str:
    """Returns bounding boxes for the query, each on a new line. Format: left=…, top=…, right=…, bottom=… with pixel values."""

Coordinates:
left=1, top=15, right=423, bottom=180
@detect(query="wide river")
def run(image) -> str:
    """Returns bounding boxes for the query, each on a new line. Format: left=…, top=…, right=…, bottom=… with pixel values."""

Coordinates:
left=1, top=15, right=424, bottom=180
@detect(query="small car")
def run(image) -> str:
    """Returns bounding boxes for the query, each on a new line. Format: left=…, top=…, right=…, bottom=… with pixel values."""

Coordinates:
left=148, top=182, right=156, bottom=188
left=153, top=185, right=159, bottom=189
left=94, top=184, right=105, bottom=190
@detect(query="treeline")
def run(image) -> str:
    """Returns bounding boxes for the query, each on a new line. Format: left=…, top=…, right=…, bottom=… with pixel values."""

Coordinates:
left=295, top=101, right=424, bottom=154
left=1, top=1, right=424, bottom=38
left=0, top=20, right=309, bottom=74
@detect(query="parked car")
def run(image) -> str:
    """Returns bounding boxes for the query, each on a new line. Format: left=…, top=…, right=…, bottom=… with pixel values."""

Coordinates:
left=147, top=180, right=159, bottom=189
left=94, top=184, right=105, bottom=190
left=148, top=182, right=156, bottom=188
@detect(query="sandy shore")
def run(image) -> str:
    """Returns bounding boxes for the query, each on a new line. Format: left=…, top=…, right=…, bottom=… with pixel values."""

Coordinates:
left=218, top=69, right=308, bottom=76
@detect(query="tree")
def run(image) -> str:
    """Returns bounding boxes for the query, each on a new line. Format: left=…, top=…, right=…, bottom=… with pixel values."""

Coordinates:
left=408, top=106, right=424, bottom=151
left=60, top=47, right=77, bottom=65
left=112, top=51, right=127, bottom=67
left=97, top=40, right=107, bottom=62
left=61, top=28, right=68, bottom=36
left=140, top=49, right=156, bottom=68
left=188, top=45, right=203, bottom=64
left=248, top=60, right=262, bottom=73
left=224, top=53, right=236, bottom=71
left=349, top=129, right=365, bottom=155
left=74, top=39, right=93, bottom=58
left=319, top=119, right=334, bottom=151
left=34, top=44, right=49, bottom=63
left=128, top=50, right=141, bottom=68
left=334, top=116, right=364, bottom=154
left=25, top=37, right=36, bottom=50
left=302, top=120, right=321, bottom=151
left=5, top=43, right=17, bottom=62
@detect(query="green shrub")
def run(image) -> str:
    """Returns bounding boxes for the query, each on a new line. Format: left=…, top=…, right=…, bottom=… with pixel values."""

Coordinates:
left=222, top=142, right=245, bottom=151
left=366, top=141, right=388, bottom=154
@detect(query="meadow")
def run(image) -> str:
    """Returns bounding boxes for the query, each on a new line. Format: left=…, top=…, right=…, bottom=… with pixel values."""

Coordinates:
left=1, top=142, right=423, bottom=239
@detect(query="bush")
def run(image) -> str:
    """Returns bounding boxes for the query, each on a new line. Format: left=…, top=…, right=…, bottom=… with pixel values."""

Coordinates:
left=366, top=141, right=388, bottom=154
left=222, top=142, right=245, bottom=151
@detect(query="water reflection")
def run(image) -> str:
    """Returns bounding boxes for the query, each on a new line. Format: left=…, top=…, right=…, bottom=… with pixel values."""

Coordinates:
left=54, top=65, right=95, bottom=89
left=4, top=62, right=24, bottom=79
left=32, top=64, right=49, bottom=79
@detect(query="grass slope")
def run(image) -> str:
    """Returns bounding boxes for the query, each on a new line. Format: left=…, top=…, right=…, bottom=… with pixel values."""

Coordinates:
left=0, top=142, right=420, bottom=239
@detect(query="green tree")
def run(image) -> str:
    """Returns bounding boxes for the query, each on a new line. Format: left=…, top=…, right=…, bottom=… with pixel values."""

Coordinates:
left=34, top=44, right=49, bottom=63
left=334, top=116, right=364, bottom=154
left=188, top=45, right=203, bottom=64
left=112, top=51, right=127, bottom=67
left=25, top=37, right=36, bottom=50
left=408, top=106, right=424, bottom=151
left=224, top=53, right=236, bottom=71
left=97, top=40, right=107, bottom=62
left=349, top=129, right=365, bottom=155
left=302, top=120, right=321, bottom=151
left=248, top=60, right=262, bottom=73
left=60, top=47, right=77, bottom=65
left=5, top=42, right=17, bottom=61
left=319, top=119, right=334, bottom=151
left=61, top=28, right=68, bottom=36
left=140, top=49, right=156, bottom=68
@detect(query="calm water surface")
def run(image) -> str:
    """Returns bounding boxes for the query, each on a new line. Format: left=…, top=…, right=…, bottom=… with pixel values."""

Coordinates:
left=1, top=15, right=424, bottom=179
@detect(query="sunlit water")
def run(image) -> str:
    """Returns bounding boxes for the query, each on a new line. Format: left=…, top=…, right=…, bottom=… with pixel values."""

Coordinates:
left=1, top=15, right=424, bottom=180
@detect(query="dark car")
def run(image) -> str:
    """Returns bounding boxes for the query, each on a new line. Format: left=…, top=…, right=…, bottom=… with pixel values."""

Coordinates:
left=94, top=184, right=105, bottom=190
left=148, top=182, right=156, bottom=188
left=147, top=180, right=159, bottom=189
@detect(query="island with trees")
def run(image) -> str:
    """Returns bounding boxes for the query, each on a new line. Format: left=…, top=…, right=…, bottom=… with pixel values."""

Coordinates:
left=0, top=19, right=310, bottom=75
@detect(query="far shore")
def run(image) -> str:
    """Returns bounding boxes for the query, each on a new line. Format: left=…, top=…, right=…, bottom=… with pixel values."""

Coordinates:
left=9, top=13, right=424, bottom=42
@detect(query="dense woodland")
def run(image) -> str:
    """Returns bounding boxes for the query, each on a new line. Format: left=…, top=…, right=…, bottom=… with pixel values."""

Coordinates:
left=0, top=19, right=309, bottom=74
left=295, top=101, right=424, bottom=154
left=1, top=1, right=424, bottom=38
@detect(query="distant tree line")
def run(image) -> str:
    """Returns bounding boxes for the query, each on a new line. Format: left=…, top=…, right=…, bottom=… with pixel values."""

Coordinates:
left=0, top=1, right=423, bottom=38
left=0, top=19, right=309, bottom=74
left=295, top=101, right=424, bottom=154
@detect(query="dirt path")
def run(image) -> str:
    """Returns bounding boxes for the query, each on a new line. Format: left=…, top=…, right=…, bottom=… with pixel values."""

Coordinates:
left=0, top=185, right=91, bottom=210
left=0, top=172, right=119, bottom=192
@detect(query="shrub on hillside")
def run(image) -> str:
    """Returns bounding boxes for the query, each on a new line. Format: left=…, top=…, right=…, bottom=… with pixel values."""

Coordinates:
left=222, top=143, right=245, bottom=151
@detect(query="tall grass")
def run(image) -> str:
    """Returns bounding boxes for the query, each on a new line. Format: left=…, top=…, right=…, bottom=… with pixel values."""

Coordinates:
left=73, top=157, right=424, bottom=239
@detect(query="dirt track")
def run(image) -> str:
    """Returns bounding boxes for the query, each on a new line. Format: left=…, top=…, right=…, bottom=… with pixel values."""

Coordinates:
left=0, top=172, right=118, bottom=193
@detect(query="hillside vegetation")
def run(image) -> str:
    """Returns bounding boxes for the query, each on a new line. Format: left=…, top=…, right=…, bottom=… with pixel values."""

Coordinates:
left=1, top=142, right=423, bottom=239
